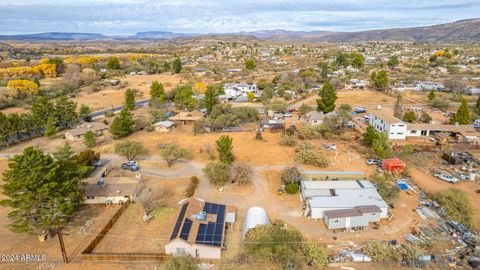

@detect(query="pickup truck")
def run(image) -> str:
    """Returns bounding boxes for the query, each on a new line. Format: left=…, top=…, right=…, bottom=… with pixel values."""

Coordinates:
left=434, top=172, right=459, bottom=183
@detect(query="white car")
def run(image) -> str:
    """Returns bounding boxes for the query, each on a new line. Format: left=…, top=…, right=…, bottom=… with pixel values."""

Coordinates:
left=434, top=172, right=459, bottom=183
left=366, top=159, right=380, bottom=165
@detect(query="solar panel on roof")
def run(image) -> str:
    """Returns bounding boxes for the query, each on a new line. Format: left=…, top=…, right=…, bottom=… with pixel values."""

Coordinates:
left=211, top=203, right=218, bottom=214
left=204, top=202, right=212, bottom=213
left=170, top=202, right=189, bottom=240
left=196, top=223, right=207, bottom=244
left=180, top=218, right=193, bottom=240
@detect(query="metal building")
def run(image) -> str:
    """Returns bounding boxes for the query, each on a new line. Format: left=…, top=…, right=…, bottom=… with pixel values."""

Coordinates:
left=242, top=207, right=269, bottom=238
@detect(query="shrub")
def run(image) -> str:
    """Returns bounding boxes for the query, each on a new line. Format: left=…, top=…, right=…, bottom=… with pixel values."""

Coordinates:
left=203, top=162, right=230, bottom=187
left=362, top=241, right=401, bottom=262
left=279, top=134, right=297, bottom=147
left=434, top=188, right=473, bottom=228
left=285, top=183, right=299, bottom=194
left=295, top=143, right=330, bottom=167
left=302, top=243, right=329, bottom=268
left=164, top=256, right=198, bottom=270
left=281, top=167, right=301, bottom=185
left=371, top=172, right=399, bottom=204
left=186, top=176, right=200, bottom=197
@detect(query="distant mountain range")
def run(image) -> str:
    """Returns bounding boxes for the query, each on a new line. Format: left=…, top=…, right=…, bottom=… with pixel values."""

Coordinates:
left=1, top=19, right=480, bottom=43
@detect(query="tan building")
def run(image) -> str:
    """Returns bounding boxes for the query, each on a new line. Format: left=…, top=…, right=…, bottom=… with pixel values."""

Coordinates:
left=84, top=177, right=138, bottom=205
left=64, top=122, right=108, bottom=141
left=169, top=110, right=204, bottom=125
left=165, top=198, right=236, bottom=259
left=153, top=120, right=175, bottom=132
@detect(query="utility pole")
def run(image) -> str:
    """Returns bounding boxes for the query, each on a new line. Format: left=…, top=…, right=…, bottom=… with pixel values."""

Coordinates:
left=56, top=218, right=68, bottom=264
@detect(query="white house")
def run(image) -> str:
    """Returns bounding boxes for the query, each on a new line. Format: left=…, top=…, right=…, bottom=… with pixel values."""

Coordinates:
left=223, top=82, right=257, bottom=98
left=300, top=180, right=389, bottom=220
left=415, top=81, right=445, bottom=91
left=303, top=111, right=336, bottom=125
left=369, top=111, right=408, bottom=140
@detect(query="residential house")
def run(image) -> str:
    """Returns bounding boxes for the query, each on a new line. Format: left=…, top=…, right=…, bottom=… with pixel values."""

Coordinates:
left=64, top=122, right=108, bottom=141
left=465, top=88, right=480, bottom=96
left=324, top=205, right=383, bottom=230
left=165, top=198, right=236, bottom=259
left=223, top=82, right=257, bottom=98
left=153, top=120, right=175, bottom=132
left=260, top=119, right=285, bottom=131
left=369, top=111, right=408, bottom=140
left=415, top=81, right=445, bottom=91
left=303, top=111, right=336, bottom=125
left=84, top=177, right=138, bottom=205
left=170, top=110, right=204, bottom=125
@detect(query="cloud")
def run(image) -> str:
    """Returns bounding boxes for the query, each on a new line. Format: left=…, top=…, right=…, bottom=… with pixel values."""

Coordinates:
left=0, top=0, right=478, bottom=34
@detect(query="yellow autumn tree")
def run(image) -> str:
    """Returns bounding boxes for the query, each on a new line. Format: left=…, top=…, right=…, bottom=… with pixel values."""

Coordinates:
left=0, top=67, right=34, bottom=78
left=32, top=64, right=57, bottom=77
left=435, top=50, right=445, bottom=57
left=7, top=79, right=39, bottom=96
left=39, top=58, right=50, bottom=64
left=194, top=82, right=208, bottom=94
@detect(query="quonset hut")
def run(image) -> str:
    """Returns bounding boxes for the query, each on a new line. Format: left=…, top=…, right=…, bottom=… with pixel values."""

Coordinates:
left=242, top=206, right=269, bottom=238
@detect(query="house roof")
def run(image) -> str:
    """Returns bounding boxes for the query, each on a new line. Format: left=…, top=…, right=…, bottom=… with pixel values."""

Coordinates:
left=153, top=120, right=175, bottom=128
left=324, top=208, right=362, bottom=219
left=65, top=122, right=108, bottom=137
left=170, top=110, right=204, bottom=121
left=84, top=181, right=137, bottom=198
left=370, top=110, right=403, bottom=124
left=408, top=124, right=480, bottom=138
left=356, top=205, right=382, bottom=214
left=169, top=198, right=235, bottom=248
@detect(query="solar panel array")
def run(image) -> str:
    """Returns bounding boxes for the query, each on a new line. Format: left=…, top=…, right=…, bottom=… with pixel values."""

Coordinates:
left=170, top=202, right=189, bottom=240
left=195, top=202, right=226, bottom=247
left=180, top=218, right=193, bottom=240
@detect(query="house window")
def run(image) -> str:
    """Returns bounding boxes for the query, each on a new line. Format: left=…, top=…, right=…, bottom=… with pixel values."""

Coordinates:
left=398, top=125, right=405, bottom=127
left=397, top=133, right=403, bottom=135
left=411, top=130, right=417, bottom=134
left=176, top=248, right=185, bottom=254
left=333, top=219, right=339, bottom=224
left=371, top=213, right=376, bottom=216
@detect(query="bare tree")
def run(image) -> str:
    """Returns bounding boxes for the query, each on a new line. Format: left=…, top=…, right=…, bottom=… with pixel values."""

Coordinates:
left=229, top=161, right=253, bottom=185
left=135, top=181, right=164, bottom=217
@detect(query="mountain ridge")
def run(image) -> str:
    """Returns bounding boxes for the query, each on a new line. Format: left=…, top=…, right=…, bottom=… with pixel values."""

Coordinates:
left=1, top=18, right=480, bottom=43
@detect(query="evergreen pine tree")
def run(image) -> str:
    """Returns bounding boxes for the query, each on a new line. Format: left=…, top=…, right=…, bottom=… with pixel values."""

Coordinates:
left=110, top=108, right=135, bottom=138
left=316, top=81, right=337, bottom=113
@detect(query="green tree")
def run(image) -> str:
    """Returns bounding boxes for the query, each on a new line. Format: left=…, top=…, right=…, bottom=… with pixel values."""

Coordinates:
left=371, top=172, right=399, bottom=204
left=372, top=132, right=392, bottom=159
left=173, top=85, right=196, bottom=111
left=302, top=243, right=329, bottom=268
left=149, top=81, right=166, bottom=108
left=370, top=70, right=389, bottom=91
left=335, top=52, right=348, bottom=67
left=33, top=77, right=40, bottom=87
left=435, top=188, right=473, bottom=228
left=449, top=97, right=471, bottom=124
left=245, top=59, right=256, bottom=71
left=245, top=221, right=304, bottom=268
left=48, top=57, right=65, bottom=74
left=8, top=113, right=24, bottom=141
left=0, top=147, right=84, bottom=233
left=106, top=56, right=120, bottom=70
left=363, top=126, right=378, bottom=145
left=202, top=84, right=221, bottom=114
left=318, top=62, right=329, bottom=79
left=298, top=104, right=313, bottom=116
left=351, top=53, right=364, bottom=68
left=115, top=141, right=146, bottom=161
left=110, top=108, right=135, bottom=139
left=77, top=149, right=100, bottom=166
left=44, top=117, right=58, bottom=138
left=83, top=131, right=96, bottom=148
left=31, top=96, right=55, bottom=126
left=316, top=81, right=337, bottom=113
left=0, top=112, right=11, bottom=145
left=393, top=93, right=403, bottom=118
left=203, top=162, right=230, bottom=187
left=79, top=104, right=92, bottom=122
left=476, top=95, right=480, bottom=115
left=403, top=111, right=416, bottom=123
left=172, top=57, right=182, bottom=74
left=54, top=95, right=78, bottom=128
left=428, top=89, right=436, bottom=101
left=387, top=55, right=399, bottom=69
left=160, top=144, right=189, bottom=167
left=124, top=89, right=136, bottom=111
left=216, top=135, right=234, bottom=164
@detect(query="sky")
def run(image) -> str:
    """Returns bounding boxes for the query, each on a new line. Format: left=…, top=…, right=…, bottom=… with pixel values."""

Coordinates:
left=0, top=0, right=479, bottom=35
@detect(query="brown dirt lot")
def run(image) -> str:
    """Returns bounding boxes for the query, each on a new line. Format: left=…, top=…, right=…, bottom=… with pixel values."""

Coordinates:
left=410, top=167, right=480, bottom=230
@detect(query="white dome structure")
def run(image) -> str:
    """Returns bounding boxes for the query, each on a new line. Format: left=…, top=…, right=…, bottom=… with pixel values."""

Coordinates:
left=243, top=206, right=269, bottom=238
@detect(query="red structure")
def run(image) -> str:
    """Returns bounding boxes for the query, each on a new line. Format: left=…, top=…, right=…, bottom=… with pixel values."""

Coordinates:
left=382, top=158, right=405, bottom=173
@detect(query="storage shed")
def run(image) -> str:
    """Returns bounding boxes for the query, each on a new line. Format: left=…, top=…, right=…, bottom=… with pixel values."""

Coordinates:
left=242, top=207, right=269, bottom=238
left=381, top=158, right=405, bottom=173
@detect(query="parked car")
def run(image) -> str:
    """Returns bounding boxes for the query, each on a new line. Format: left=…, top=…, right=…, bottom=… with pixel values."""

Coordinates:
left=121, top=160, right=140, bottom=171
left=354, top=106, right=367, bottom=113
left=284, top=112, right=293, bottom=118
left=101, top=167, right=110, bottom=177
left=93, top=160, right=103, bottom=168
left=322, top=144, right=336, bottom=151
left=366, top=159, right=380, bottom=165
left=347, top=121, right=355, bottom=128
left=434, top=172, right=459, bottom=183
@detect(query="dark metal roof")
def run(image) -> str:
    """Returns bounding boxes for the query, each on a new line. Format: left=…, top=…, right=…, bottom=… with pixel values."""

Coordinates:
left=356, top=205, right=382, bottom=214
left=324, top=208, right=362, bottom=219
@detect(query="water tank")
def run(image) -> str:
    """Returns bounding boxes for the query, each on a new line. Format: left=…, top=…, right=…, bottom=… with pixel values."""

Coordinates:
left=243, top=207, right=269, bottom=238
